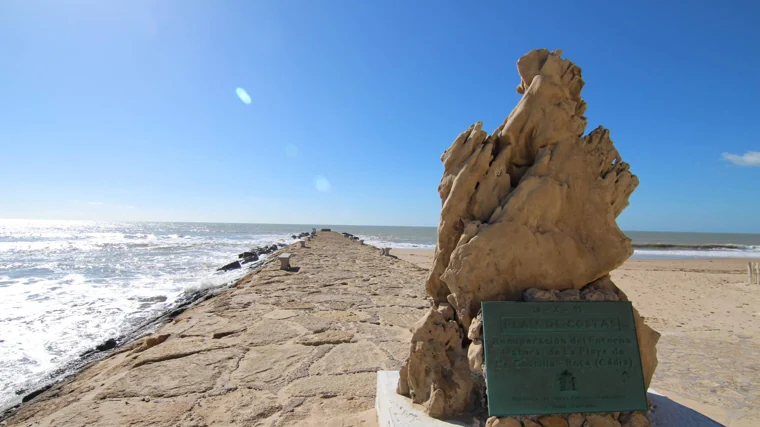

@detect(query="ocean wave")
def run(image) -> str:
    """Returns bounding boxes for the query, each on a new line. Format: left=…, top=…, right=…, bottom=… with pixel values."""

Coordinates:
left=356, top=237, right=435, bottom=250
left=0, top=222, right=303, bottom=411
left=357, top=240, right=760, bottom=255
left=633, top=243, right=758, bottom=251
left=633, top=249, right=760, bottom=259
left=0, top=234, right=297, bottom=255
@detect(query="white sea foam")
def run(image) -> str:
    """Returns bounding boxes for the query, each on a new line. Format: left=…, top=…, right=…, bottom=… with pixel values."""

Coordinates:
left=0, top=220, right=302, bottom=411
left=634, top=248, right=760, bottom=259
left=355, top=236, right=435, bottom=250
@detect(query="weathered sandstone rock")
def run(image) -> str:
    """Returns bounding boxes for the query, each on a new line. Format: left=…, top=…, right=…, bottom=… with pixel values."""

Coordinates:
left=584, top=414, right=622, bottom=427
left=567, top=414, right=585, bottom=427
left=485, top=416, right=522, bottom=427
left=397, top=307, right=473, bottom=417
left=620, top=412, right=651, bottom=427
left=485, top=411, right=650, bottom=427
left=399, top=48, right=659, bottom=419
left=538, top=415, right=569, bottom=427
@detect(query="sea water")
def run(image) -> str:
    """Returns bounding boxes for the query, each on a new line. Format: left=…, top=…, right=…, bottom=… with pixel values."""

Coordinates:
left=1, top=220, right=759, bottom=411
left=337, top=226, right=760, bottom=259
left=0, top=220, right=310, bottom=411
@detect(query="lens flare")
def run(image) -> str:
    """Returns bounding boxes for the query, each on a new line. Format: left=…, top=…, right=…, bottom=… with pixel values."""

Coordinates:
left=235, top=88, right=251, bottom=105
left=314, top=176, right=331, bottom=192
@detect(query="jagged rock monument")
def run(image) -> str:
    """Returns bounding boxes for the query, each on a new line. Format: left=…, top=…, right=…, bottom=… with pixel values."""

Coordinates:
left=397, top=48, right=660, bottom=424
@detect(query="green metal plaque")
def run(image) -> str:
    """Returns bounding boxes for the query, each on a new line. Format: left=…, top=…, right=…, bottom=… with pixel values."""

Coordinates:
left=481, top=301, right=648, bottom=416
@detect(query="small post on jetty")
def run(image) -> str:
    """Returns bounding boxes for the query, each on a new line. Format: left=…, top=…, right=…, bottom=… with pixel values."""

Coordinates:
left=299, top=240, right=306, bottom=248
left=750, top=262, right=759, bottom=285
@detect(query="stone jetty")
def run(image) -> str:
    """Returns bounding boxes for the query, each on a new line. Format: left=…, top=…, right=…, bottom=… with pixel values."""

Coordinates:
left=4, top=232, right=429, bottom=427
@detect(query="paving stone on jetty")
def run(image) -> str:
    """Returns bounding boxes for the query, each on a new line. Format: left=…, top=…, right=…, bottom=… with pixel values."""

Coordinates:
left=2, top=231, right=429, bottom=427
left=397, top=48, right=660, bottom=423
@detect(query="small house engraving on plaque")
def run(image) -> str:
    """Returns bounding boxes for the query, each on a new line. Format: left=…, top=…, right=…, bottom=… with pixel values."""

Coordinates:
left=481, top=301, right=648, bottom=416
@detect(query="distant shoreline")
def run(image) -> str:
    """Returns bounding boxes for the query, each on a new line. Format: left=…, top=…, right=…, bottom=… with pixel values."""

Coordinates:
left=394, top=246, right=760, bottom=263
left=392, top=248, right=760, bottom=269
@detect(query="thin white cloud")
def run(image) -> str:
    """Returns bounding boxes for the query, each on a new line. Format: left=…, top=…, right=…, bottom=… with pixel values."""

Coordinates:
left=87, top=201, right=105, bottom=205
left=721, top=151, right=760, bottom=167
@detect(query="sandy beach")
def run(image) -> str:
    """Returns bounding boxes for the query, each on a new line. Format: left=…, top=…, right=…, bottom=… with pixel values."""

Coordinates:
left=395, top=249, right=760, bottom=427
left=4, top=235, right=759, bottom=426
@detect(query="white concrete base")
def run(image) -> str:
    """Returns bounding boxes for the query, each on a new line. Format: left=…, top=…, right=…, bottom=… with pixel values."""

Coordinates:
left=376, top=371, right=723, bottom=427
left=376, top=371, right=472, bottom=426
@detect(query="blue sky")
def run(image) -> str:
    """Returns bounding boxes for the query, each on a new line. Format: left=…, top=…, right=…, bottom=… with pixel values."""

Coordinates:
left=1, top=1, right=758, bottom=232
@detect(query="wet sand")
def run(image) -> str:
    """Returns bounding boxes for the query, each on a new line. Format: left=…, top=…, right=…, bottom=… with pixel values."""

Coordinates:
left=394, top=249, right=760, bottom=427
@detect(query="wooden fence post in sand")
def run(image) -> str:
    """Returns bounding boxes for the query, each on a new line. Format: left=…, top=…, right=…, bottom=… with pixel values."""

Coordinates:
left=750, top=262, right=754, bottom=284
left=749, top=262, right=760, bottom=285
left=751, top=262, right=760, bottom=285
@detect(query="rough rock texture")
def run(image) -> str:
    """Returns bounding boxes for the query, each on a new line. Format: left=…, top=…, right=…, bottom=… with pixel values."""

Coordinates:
left=486, top=416, right=522, bottom=427
left=486, top=411, right=651, bottom=427
left=399, top=48, right=659, bottom=418
left=396, top=305, right=474, bottom=417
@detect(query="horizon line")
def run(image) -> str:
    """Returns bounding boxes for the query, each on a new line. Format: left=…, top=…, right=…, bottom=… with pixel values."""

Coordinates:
left=1, top=217, right=759, bottom=235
